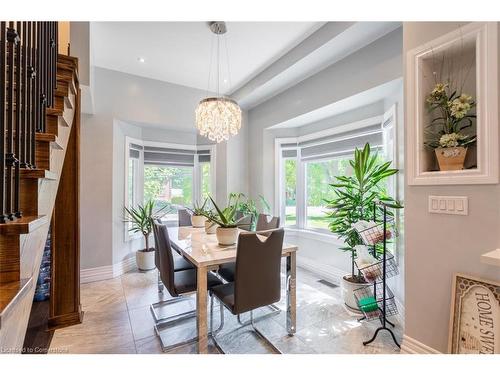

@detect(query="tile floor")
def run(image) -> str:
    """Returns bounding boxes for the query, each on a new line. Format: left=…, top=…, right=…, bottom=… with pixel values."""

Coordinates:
left=49, top=266, right=403, bottom=354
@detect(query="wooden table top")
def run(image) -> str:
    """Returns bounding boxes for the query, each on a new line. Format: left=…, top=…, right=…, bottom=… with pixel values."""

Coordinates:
left=167, top=226, right=298, bottom=268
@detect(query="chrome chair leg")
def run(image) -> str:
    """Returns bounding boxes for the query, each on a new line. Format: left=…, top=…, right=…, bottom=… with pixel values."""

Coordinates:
left=250, top=310, right=282, bottom=354
left=237, top=304, right=281, bottom=326
left=150, top=294, right=193, bottom=323
left=157, top=271, right=164, bottom=293
left=209, top=293, right=226, bottom=353
left=156, top=293, right=224, bottom=353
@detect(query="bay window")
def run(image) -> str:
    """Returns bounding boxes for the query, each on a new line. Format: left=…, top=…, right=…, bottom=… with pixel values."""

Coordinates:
left=276, top=115, right=396, bottom=234
left=125, top=137, right=216, bottom=232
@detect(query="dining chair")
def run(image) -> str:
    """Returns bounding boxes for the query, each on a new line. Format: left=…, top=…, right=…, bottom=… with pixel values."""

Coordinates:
left=178, top=208, right=192, bottom=227
left=235, top=210, right=253, bottom=231
left=256, top=213, right=280, bottom=231
left=218, top=214, right=281, bottom=283
left=151, top=221, right=224, bottom=351
left=154, top=219, right=194, bottom=295
left=210, top=228, right=285, bottom=353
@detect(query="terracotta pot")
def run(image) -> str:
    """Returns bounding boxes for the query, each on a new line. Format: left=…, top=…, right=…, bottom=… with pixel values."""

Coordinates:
left=435, top=147, right=467, bottom=171
left=216, top=227, right=238, bottom=246
left=191, top=215, right=206, bottom=228
left=341, top=275, right=371, bottom=312
left=205, top=220, right=218, bottom=234
left=136, top=249, right=155, bottom=271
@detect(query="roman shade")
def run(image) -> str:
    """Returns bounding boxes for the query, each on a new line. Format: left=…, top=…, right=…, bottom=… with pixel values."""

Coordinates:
left=280, top=123, right=383, bottom=161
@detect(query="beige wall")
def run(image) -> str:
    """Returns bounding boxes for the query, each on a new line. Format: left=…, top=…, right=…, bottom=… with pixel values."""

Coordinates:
left=70, top=22, right=90, bottom=86
left=403, top=22, right=500, bottom=352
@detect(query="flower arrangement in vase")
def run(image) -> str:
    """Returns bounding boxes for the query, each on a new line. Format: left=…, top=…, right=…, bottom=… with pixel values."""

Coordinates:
left=425, top=81, right=476, bottom=171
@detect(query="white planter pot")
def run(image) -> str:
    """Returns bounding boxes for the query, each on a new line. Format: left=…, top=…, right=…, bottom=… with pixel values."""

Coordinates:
left=341, top=275, right=370, bottom=312
left=216, top=227, right=238, bottom=246
left=205, top=220, right=218, bottom=234
left=191, top=215, right=206, bottom=228
left=136, top=249, right=156, bottom=271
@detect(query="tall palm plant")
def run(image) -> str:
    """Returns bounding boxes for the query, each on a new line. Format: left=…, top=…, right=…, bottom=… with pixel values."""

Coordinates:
left=325, top=143, right=402, bottom=281
left=124, top=200, right=170, bottom=252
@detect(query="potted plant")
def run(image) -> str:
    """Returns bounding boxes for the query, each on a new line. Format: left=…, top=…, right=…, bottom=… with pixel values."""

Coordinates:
left=425, top=82, right=476, bottom=171
left=188, top=198, right=208, bottom=228
left=124, top=199, right=170, bottom=271
left=325, top=143, right=402, bottom=311
left=228, top=192, right=271, bottom=231
left=205, top=196, right=242, bottom=246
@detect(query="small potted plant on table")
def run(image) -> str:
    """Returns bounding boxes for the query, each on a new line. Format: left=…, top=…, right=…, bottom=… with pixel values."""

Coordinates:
left=325, top=143, right=402, bottom=311
left=188, top=198, right=208, bottom=228
left=204, top=196, right=243, bottom=246
left=124, top=200, right=170, bottom=271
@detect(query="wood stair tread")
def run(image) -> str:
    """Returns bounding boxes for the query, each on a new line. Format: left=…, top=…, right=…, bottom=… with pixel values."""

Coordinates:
left=20, top=168, right=57, bottom=180
left=0, top=215, right=48, bottom=235
left=36, top=132, right=63, bottom=150
left=0, top=278, right=33, bottom=329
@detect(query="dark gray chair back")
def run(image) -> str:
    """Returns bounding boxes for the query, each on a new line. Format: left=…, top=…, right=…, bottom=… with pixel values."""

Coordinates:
left=236, top=210, right=253, bottom=231
left=178, top=208, right=192, bottom=227
left=152, top=221, right=177, bottom=296
left=233, top=228, right=284, bottom=314
left=256, top=214, right=280, bottom=232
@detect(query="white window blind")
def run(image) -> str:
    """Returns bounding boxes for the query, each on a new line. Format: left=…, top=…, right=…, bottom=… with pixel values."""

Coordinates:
left=143, top=146, right=211, bottom=167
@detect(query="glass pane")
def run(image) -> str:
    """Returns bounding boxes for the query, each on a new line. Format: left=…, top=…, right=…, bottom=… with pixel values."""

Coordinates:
left=284, top=158, right=297, bottom=226
left=144, top=165, right=193, bottom=221
left=306, top=158, right=352, bottom=230
left=128, top=158, right=136, bottom=208
left=201, top=162, right=211, bottom=199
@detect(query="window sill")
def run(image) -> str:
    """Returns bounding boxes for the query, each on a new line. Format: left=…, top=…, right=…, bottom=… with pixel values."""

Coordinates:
left=284, top=227, right=344, bottom=246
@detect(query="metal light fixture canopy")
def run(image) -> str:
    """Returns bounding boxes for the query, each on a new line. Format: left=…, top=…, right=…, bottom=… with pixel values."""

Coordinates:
left=195, top=21, right=242, bottom=143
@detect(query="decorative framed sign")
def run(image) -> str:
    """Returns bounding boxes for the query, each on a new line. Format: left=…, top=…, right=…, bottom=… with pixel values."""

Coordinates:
left=448, top=273, right=500, bottom=354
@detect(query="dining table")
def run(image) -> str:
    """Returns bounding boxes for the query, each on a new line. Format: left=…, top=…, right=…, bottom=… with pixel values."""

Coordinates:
left=167, top=226, right=298, bottom=354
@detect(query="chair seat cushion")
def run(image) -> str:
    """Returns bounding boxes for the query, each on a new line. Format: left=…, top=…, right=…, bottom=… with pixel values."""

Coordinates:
left=173, top=254, right=194, bottom=271
left=218, top=262, right=235, bottom=282
left=211, top=282, right=236, bottom=314
left=174, top=269, right=222, bottom=295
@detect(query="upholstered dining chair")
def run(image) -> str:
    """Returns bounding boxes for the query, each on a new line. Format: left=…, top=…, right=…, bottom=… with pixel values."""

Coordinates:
left=178, top=208, right=192, bottom=227
left=235, top=211, right=253, bottom=231
left=154, top=219, right=193, bottom=295
left=256, top=213, right=280, bottom=232
left=218, top=214, right=281, bottom=283
left=210, top=228, right=285, bottom=353
left=151, top=221, right=224, bottom=351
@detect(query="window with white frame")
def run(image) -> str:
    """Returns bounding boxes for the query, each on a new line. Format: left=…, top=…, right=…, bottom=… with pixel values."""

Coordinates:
left=276, top=115, right=396, bottom=234
left=125, top=138, right=216, bottom=230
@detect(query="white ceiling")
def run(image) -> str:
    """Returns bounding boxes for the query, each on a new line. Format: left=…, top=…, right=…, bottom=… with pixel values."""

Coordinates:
left=91, top=22, right=323, bottom=94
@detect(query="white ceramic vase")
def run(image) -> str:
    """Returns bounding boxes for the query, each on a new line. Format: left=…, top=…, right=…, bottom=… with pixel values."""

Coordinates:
left=341, top=275, right=370, bottom=312
left=136, top=249, right=156, bottom=271
left=191, top=215, right=206, bottom=228
left=216, top=227, right=238, bottom=246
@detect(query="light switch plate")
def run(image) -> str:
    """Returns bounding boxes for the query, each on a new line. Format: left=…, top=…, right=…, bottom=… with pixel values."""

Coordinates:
left=428, top=196, right=468, bottom=215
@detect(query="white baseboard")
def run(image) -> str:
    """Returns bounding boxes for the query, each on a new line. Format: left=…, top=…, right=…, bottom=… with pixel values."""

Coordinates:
left=296, top=255, right=346, bottom=285
left=80, top=256, right=137, bottom=284
left=401, top=335, right=441, bottom=354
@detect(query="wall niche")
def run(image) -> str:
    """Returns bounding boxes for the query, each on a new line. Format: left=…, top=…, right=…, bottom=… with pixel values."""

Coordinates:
left=407, top=22, right=498, bottom=185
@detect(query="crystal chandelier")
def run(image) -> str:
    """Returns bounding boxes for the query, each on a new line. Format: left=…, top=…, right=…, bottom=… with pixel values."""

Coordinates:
left=196, top=22, right=241, bottom=143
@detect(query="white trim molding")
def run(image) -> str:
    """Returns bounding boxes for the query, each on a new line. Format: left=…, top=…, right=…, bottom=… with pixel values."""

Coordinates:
left=400, top=335, right=442, bottom=354
left=406, top=22, right=499, bottom=185
left=80, top=256, right=137, bottom=284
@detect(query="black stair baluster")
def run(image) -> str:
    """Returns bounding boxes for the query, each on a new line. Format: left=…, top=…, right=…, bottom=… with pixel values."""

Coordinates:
left=31, top=22, right=37, bottom=167
left=20, top=22, right=28, bottom=169
left=0, top=23, right=7, bottom=223
left=14, top=21, right=22, bottom=218
left=6, top=22, right=19, bottom=220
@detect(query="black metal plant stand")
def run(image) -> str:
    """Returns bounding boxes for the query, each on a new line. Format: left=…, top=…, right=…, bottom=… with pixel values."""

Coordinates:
left=353, top=201, right=400, bottom=348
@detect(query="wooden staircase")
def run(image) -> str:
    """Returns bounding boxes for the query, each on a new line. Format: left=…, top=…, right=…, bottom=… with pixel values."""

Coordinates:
left=0, top=53, right=81, bottom=351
